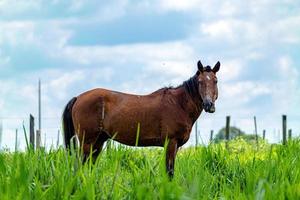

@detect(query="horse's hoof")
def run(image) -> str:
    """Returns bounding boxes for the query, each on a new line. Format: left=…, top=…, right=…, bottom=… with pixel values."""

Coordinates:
left=168, top=170, right=174, bottom=180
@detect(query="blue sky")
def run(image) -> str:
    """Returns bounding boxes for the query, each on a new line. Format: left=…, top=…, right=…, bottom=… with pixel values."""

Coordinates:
left=0, top=0, right=300, bottom=150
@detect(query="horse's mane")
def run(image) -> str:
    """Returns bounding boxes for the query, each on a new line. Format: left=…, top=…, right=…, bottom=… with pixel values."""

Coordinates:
left=182, top=75, right=199, bottom=98
left=152, top=74, right=199, bottom=98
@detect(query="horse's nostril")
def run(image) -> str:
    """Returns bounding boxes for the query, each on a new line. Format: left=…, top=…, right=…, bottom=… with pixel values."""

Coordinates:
left=202, top=100, right=215, bottom=112
left=202, top=102, right=211, bottom=111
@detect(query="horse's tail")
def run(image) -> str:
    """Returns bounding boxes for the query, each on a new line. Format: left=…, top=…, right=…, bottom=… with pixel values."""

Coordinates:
left=62, top=97, right=77, bottom=149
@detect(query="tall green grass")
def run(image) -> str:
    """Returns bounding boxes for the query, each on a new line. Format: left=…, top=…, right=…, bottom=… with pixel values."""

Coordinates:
left=1, top=138, right=300, bottom=199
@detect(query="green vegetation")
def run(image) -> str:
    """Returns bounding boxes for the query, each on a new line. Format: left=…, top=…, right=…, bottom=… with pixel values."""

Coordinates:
left=214, top=126, right=262, bottom=143
left=1, top=139, right=300, bottom=199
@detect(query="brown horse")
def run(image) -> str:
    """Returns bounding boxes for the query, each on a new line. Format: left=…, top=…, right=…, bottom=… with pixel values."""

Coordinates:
left=63, top=60, right=220, bottom=178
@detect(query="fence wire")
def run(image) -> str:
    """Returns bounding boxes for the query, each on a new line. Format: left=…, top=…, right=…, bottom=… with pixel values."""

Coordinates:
left=0, top=115, right=299, bottom=151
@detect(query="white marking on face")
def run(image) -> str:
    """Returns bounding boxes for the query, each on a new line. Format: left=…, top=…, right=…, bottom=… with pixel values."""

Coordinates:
left=206, top=75, right=211, bottom=80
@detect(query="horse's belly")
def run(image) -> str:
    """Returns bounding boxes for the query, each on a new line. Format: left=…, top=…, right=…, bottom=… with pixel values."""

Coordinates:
left=114, top=136, right=162, bottom=147
left=105, top=121, right=162, bottom=147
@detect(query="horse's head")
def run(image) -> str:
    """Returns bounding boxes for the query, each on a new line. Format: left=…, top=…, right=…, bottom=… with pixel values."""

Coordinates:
left=196, top=60, right=220, bottom=113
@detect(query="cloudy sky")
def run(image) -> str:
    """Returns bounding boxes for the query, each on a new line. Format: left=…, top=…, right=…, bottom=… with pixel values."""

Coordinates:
left=0, top=0, right=299, bottom=150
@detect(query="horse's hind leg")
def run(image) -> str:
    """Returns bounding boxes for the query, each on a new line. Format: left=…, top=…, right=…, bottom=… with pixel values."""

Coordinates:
left=92, top=132, right=109, bottom=162
left=83, top=132, right=109, bottom=163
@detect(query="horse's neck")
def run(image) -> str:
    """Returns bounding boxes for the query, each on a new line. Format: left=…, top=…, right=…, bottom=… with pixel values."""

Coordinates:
left=174, top=87, right=203, bottom=123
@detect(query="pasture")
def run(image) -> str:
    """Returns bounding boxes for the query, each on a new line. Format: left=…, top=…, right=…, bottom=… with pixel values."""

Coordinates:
left=1, top=138, right=300, bottom=200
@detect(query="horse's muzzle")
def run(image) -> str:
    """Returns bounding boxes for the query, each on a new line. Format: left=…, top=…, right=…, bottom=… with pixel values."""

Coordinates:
left=203, top=100, right=215, bottom=113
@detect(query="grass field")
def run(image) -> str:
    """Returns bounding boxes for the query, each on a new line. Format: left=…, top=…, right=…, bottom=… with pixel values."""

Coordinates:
left=1, top=138, right=300, bottom=200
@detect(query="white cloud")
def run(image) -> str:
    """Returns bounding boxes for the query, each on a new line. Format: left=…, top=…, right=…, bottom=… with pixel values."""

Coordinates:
left=271, top=16, right=300, bottom=44
left=59, top=41, right=195, bottom=66
left=199, top=14, right=300, bottom=46
left=0, top=21, right=36, bottom=46
left=147, top=60, right=194, bottom=78
left=200, top=19, right=265, bottom=45
left=69, top=0, right=85, bottom=11
left=0, top=19, right=72, bottom=52
left=218, top=1, right=239, bottom=17
left=270, top=56, right=300, bottom=114
left=221, top=81, right=271, bottom=105
left=158, top=0, right=243, bottom=17
left=46, top=70, right=85, bottom=100
left=0, top=0, right=40, bottom=16
left=94, top=0, right=129, bottom=22
left=278, top=56, right=293, bottom=74
left=159, top=0, right=203, bottom=11
left=218, top=59, right=243, bottom=81
left=0, top=49, right=10, bottom=68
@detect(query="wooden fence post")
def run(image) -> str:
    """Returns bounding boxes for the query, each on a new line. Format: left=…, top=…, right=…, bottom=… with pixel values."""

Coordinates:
left=38, top=79, right=42, bottom=134
left=225, top=116, right=230, bottom=148
left=288, top=129, right=292, bottom=140
left=30, top=114, right=35, bottom=149
left=282, top=115, right=287, bottom=145
left=44, top=132, right=46, bottom=148
left=225, top=116, right=230, bottom=140
left=210, top=130, right=214, bottom=143
left=254, top=116, right=258, bottom=145
left=15, top=129, right=18, bottom=152
left=36, top=130, right=41, bottom=149
left=57, top=130, right=60, bottom=148
left=263, top=130, right=266, bottom=140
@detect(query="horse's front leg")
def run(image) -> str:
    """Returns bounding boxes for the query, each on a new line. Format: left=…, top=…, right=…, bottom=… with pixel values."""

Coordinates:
left=166, top=139, right=178, bottom=180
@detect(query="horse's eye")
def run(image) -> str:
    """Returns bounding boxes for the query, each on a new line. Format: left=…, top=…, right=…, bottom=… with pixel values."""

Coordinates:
left=215, top=80, right=218, bottom=84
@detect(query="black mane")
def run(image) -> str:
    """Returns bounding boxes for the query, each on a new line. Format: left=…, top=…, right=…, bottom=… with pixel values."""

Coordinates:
left=157, top=75, right=200, bottom=98
left=182, top=75, right=200, bottom=98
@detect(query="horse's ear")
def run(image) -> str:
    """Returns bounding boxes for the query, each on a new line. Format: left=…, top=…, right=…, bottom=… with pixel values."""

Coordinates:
left=197, top=60, right=204, bottom=72
left=213, top=61, right=220, bottom=73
